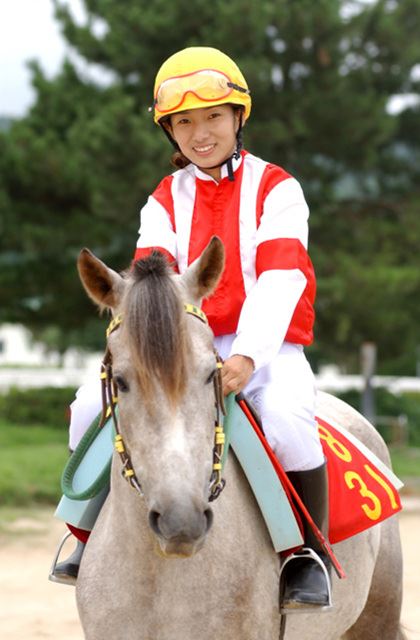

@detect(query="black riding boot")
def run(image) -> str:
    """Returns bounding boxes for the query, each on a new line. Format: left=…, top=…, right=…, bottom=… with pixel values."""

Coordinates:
left=281, top=461, right=332, bottom=610
left=49, top=538, right=85, bottom=586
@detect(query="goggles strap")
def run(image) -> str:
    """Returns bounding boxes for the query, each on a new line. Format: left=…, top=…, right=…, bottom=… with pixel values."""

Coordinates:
left=227, top=81, right=250, bottom=95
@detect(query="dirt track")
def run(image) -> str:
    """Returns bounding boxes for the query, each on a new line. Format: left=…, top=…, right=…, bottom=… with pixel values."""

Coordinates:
left=0, top=504, right=419, bottom=640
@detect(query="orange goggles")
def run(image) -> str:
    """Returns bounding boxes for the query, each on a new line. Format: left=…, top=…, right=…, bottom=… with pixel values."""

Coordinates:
left=153, top=69, right=250, bottom=114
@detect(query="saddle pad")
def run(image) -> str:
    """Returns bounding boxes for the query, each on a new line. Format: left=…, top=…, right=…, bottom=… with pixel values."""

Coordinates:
left=223, top=394, right=304, bottom=551
left=316, top=415, right=403, bottom=543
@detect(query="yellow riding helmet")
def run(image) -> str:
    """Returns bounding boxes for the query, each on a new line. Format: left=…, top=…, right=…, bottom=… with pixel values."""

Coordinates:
left=152, top=47, right=251, bottom=124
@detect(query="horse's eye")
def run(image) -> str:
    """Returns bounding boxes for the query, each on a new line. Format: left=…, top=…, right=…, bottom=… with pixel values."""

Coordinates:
left=114, top=375, right=129, bottom=393
left=206, top=369, right=217, bottom=385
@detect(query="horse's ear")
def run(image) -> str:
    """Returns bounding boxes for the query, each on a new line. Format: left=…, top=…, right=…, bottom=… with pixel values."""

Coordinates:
left=77, top=248, right=125, bottom=310
left=182, top=236, right=225, bottom=302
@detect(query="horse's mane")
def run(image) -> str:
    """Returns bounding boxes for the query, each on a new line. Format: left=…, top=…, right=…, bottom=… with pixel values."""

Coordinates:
left=122, top=252, right=189, bottom=409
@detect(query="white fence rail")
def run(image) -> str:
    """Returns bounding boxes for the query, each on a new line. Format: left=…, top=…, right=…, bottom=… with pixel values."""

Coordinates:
left=1, top=364, right=420, bottom=394
left=0, top=359, right=102, bottom=392
left=316, top=370, right=420, bottom=394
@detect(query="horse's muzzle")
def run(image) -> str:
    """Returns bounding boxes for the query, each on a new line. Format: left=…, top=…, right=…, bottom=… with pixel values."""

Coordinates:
left=148, top=504, right=213, bottom=557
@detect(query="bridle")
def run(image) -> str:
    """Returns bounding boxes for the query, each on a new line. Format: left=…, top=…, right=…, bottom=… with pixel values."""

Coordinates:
left=98, top=303, right=227, bottom=503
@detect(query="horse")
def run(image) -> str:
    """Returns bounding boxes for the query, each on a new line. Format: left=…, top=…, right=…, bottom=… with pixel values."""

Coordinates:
left=75, top=237, right=405, bottom=640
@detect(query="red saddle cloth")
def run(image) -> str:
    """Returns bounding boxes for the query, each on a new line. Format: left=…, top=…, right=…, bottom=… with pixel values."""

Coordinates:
left=316, top=417, right=402, bottom=543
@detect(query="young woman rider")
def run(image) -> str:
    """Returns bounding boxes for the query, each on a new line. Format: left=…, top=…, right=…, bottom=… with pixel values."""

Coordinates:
left=53, top=46, right=331, bottom=610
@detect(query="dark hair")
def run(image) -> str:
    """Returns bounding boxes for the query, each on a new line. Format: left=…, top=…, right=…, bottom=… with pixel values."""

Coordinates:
left=171, top=150, right=191, bottom=169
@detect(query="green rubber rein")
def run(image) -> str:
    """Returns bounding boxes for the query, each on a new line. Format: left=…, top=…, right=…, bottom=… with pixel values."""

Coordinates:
left=61, top=414, right=113, bottom=501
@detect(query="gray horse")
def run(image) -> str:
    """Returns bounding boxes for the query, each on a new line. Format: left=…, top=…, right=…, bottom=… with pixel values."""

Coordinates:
left=76, top=237, right=404, bottom=640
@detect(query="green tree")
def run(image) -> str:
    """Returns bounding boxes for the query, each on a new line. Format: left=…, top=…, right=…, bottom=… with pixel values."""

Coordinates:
left=1, top=0, right=419, bottom=369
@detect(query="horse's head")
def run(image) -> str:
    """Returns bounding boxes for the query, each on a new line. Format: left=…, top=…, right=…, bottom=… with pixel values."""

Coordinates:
left=77, top=237, right=225, bottom=558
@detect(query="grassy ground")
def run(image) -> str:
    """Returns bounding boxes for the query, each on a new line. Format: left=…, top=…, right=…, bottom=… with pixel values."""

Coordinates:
left=0, top=422, right=68, bottom=506
left=389, top=445, right=420, bottom=495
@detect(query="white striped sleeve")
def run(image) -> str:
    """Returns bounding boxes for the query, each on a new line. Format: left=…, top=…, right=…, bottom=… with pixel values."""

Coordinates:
left=135, top=195, right=177, bottom=263
left=256, top=177, right=309, bottom=249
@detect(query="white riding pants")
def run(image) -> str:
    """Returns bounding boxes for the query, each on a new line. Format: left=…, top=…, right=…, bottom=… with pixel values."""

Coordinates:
left=215, top=336, right=324, bottom=472
left=69, top=338, right=324, bottom=472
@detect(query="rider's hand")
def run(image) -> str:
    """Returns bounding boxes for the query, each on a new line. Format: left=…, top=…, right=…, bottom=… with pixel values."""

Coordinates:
left=221, top=354, right=254, bottom=396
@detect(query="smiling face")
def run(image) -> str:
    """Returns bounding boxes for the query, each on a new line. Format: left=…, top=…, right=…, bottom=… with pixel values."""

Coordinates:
left=167, top=104, right=241, bottom=181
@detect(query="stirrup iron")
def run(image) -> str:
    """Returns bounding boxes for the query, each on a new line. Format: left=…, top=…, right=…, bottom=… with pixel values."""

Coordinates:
left=48, top=531, right=76, bottom=586
left=279, top=547, right=332, bottom=614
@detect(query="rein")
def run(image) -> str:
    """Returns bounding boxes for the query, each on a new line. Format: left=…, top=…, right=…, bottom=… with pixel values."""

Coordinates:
left=99, top=304, right=227, bottom=502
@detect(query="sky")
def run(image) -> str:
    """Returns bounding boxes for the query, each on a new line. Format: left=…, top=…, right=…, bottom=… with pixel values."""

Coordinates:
left=0, top=0, right=85, bottom=116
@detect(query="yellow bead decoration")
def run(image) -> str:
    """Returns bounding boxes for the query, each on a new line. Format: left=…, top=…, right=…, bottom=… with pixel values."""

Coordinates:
left=115, top=435, right=125, bottom=453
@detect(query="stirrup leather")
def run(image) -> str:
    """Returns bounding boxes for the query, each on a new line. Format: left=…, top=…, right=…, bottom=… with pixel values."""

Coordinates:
left=48, top=531, right=76, bottom=586
left=279, top=547, right=332, bottom=614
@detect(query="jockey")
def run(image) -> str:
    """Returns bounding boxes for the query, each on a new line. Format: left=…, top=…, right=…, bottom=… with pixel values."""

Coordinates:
left=52, top=46, right=331, bottom=610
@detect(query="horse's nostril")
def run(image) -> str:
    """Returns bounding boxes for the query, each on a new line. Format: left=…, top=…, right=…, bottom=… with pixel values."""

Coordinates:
left=204, top=508, right=213, bottom=532
left=149, top=510, right=161, bottom=535
left=149, top=506, right=213, bottom=540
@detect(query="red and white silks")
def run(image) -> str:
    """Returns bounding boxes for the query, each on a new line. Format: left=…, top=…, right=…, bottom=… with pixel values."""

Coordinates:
left=134, top=150, right=316, bottom=371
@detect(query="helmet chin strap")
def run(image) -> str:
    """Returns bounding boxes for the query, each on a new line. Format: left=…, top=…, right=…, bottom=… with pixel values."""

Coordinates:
left=195, top=151, right=237, bottom=181
left=160, top=113, right=244, bottom=182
